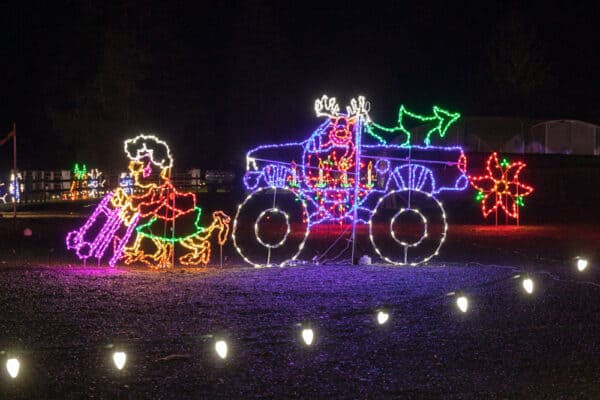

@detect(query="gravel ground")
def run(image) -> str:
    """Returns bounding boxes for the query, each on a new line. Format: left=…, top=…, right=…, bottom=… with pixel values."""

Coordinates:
left=0, top=221, right=599, bottom=399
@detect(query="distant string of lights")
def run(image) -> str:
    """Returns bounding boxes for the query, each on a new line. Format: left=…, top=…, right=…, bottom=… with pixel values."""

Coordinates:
left=9, top=172, right=23, bottom=203
left=67, top=163, right=106, bottom=200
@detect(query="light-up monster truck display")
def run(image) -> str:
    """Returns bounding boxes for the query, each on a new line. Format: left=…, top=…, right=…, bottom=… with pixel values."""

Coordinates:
left=232, top=96, right=468, bottom=267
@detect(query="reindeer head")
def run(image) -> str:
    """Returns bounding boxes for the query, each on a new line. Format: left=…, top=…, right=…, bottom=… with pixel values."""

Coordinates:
left=326, top=116, right=355, bottom=145
left=212, top=211, right=231, bottom=246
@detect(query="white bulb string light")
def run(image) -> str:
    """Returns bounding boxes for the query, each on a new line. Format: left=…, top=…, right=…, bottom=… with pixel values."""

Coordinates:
left=369, top=189, right=447, bottom=266
left=254, top=208, right=292, bottom=249
left=232, top=186, right=310, bottom=268
left=3, top=259, right=596, bottom=378
left=450, top=237, right=596, bottom=284
left=388, top=207, right=428, bottom=248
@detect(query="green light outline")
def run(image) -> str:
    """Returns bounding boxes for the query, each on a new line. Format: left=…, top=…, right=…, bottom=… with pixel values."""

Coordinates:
left=475, top=191, right=485, bottom=202
left=73, top=163, right=88, bottom=180
left=136, top=206, right=206, bottom=243
left=366, top=105, right=460, bottom=146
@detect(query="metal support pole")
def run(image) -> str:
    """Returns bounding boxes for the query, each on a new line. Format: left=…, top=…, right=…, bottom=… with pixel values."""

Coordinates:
left=351, top=118, right=362, bottom=265
left=12, top=123, right=16, bottom=222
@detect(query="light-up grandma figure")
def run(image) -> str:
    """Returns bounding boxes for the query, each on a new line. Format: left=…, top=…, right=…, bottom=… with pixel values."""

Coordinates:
left=67, top=134, right=230, bottom=268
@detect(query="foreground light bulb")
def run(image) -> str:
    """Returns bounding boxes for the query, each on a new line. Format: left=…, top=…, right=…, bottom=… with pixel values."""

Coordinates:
left=215, top=340, right=228, bottom=359
left=113, top=352, right=126, bottom=370
left=577, top=258, right=588, bottom=272
left=377, top=311, right=389, bottom=325
left=6, top=358, right=20, bottom=378
left=456, top=296, right=468, bottom=313
left=302, top=329, right=314, bottom=346
left=522, top=278, right=534, bottom=294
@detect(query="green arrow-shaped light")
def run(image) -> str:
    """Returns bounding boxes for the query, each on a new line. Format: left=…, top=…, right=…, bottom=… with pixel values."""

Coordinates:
left=428, top=106, right=461, bottom=145
left=366, top=105, right=460, bottom=146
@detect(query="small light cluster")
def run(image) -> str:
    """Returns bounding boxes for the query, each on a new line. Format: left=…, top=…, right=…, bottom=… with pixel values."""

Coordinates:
left=9, top=172, right=23, bottom=203
left=66, top=164, right=106, bottom=200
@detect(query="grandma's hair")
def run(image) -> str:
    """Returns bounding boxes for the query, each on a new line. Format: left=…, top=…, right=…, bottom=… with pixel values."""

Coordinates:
left=124, top=134, right=173, bottom=169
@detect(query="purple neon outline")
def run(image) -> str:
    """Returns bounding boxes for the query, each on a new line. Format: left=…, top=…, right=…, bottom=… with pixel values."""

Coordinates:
left=242, top=113, right=469, bottom=227
left=66, top=192, right=140, bottom=267
left=66, top=193, right=114, bottom=259
left=108, top=213, right=139, bottom=267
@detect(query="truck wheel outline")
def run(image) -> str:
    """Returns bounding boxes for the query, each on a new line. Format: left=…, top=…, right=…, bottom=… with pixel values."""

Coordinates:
left=369, top=189, right=447, bottom=265
left=232, top=187, right=309, bottom=268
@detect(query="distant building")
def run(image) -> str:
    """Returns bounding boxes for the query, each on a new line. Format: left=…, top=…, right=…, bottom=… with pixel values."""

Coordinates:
left=529, top=120, right=600, bottom=155
left=404, top=117, right=600, bottom=155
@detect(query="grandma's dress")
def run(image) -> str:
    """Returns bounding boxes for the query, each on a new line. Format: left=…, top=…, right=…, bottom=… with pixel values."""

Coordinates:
left=135, top=181, right=204, bottom=242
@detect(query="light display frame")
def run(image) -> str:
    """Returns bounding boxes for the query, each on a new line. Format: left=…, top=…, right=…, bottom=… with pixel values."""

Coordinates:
left=233, top=95, right=467, bottom=267
left=66, top=134, right=230, bottom=268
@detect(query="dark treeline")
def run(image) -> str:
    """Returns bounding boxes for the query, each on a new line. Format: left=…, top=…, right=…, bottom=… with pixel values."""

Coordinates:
left=0, top=1, right=598, bottom=171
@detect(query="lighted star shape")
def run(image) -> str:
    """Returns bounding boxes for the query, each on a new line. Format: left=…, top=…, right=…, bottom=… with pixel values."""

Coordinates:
left=469, top=152, right=534, bottom=219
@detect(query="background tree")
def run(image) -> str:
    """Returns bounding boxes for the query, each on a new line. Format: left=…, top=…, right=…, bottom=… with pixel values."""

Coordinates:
left=485, top=9, right=554, bottom=117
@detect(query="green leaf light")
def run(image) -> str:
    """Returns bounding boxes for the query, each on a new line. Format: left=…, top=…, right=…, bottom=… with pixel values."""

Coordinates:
left=475, top=191, right=485, bottom=202
left=516, top=195, right=525, bottom=207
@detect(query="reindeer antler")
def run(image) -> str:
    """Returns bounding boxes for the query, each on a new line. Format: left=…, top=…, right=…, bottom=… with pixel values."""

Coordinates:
left=314, top=95, right=340, bottom=118
left=346, top=96, right=371, bottom=123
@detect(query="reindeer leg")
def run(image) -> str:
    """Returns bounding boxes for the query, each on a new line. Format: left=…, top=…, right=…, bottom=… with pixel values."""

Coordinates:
left=149, top=238, right=173, bottom=269
left=179, top=237, right=201, bottom=266
left=122, top=233, right=144, bottom=264
left=199, top=241, right=211, bottom=265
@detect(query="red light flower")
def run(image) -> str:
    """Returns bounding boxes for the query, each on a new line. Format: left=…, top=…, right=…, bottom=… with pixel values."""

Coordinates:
left=469, top=152, right=534, bottom=219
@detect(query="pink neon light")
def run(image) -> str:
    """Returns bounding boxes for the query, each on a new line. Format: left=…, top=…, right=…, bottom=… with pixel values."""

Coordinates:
left=142, top=162, right=152, bottom=178
left=66, top=192, right=139, bottom=266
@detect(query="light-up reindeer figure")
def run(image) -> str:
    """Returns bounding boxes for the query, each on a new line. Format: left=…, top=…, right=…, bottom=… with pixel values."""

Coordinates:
left=67, top=134, right=230, bottom=268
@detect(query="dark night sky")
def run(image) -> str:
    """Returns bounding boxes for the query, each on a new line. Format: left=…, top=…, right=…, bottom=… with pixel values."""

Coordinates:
left=0, top=0, right=598, bottom=170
